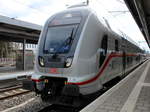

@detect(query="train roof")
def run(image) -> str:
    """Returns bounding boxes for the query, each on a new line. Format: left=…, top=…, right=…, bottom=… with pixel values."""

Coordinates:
left=58, top=6, right=92, bottom=17
left=46, top=5, right=143, bottom=51
left=45, top=6, right=92, bottom=28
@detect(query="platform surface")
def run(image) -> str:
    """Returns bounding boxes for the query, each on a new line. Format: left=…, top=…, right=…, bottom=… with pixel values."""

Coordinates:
left=0, top=70, right=33, bottom=80
left=80, top=60, right=150, bottom=112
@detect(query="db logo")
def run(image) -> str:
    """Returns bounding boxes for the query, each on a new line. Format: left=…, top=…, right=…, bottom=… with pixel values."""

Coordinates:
left=49, top=68, right=58, bottom=74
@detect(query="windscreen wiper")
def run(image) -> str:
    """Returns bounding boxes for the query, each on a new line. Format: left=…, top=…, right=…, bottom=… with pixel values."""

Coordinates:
left=52, top=28, right=74, bottom=58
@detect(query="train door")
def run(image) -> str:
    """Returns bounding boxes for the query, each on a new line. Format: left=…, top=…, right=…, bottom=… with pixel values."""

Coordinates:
left=122, top=38, right=126, bottom=76
left=99, top=35, right=108, bottom=84
left=106, top=38, right=121, bottom=82
left=99, top=35, right=108, bottom=67
left=122, top=51, right=126, bottom=75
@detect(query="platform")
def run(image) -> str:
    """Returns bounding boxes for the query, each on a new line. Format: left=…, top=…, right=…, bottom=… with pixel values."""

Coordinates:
left=0, top=70, right=33, bottom=80
left=0, top=70, right=33, bottom=89
left=80, top=60, right=150, bottom=112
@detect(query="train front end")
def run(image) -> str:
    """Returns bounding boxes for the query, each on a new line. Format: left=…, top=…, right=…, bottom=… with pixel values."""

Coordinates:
left=29, top=9, right=89, bottom=105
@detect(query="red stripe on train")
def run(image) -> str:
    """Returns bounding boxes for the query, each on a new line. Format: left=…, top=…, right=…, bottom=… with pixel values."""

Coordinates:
left=67, top=53, right=137, bottom=85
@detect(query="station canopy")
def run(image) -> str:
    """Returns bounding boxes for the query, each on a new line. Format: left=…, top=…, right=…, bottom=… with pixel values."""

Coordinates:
left=124, top=0, right=150, bottom=48
left=0, top=15, right=42, bottom=44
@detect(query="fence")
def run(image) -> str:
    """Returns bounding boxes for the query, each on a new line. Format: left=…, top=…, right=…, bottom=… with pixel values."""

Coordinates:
left=0, top=58, right=16, bottom=67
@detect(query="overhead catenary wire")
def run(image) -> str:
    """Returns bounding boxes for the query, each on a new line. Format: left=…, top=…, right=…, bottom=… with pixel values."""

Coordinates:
left=94, top=0, right=139, bottom=46
left=95, top=0, right=127, bottom=31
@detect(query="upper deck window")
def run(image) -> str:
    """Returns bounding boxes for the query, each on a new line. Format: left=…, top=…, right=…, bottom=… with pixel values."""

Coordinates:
left=49, top=12, right=82, bottom=26
left=115, top=39, right=119, bottom=51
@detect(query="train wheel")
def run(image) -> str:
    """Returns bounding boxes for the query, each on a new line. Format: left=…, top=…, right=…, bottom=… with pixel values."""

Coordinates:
left=41, top=94, right=49, bottom=102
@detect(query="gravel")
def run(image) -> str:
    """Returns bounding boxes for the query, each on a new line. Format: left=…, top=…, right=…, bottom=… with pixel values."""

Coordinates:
left=0, top=92, right=50, bottom=112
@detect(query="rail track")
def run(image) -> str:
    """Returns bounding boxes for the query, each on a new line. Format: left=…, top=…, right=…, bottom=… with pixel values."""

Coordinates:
left=0, top=85, right=31, bottom=100
left=38, top=104, right=79, bottom=112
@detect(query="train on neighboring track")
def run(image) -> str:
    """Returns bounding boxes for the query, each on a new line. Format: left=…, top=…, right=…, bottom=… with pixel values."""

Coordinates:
left=23, top=5, right=145, bottom=106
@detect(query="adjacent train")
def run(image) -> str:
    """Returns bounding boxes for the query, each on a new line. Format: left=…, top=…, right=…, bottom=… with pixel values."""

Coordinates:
left=24, top=6, right=145, bottom=106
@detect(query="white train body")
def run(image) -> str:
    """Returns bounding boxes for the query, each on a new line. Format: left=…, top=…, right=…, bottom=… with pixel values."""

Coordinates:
left=30, top=6, right=144, bottom=103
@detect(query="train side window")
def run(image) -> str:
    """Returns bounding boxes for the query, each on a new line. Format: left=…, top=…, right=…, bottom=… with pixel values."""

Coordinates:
left=127, top=57, right=130, bottom=64
left=115, top=39, right=119, bottom=51
left=99, top=35, right=108, bottom=67
left=131, top=57, right=133, bottom=64
left=136, top=56, right=139, bottom=61
left=127, top=57, right=133, bottom=64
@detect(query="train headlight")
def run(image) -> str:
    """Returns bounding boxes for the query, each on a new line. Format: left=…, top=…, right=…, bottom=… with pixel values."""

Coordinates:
left=39, top=56, right=45, bottom=67
left=65, top=57, right=73, bottom=67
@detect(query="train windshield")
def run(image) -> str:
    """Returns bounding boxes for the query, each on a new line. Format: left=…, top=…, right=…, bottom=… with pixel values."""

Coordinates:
left=44, top=24, right=78, bottom=54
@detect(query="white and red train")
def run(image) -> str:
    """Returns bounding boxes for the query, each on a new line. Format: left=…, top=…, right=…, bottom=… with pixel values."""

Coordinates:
left=24, top=6, right=145, bottom=106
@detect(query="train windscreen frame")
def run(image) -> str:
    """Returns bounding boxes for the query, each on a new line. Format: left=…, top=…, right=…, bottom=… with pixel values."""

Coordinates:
left=44, top=24, right=78, bottom=54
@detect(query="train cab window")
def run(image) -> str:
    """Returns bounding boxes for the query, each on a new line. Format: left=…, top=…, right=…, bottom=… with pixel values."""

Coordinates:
left=115, top=39, right=119, bottom=51
left=99, top=35, right=108, bottom=67
left=44, top=24, right=78, bottom=54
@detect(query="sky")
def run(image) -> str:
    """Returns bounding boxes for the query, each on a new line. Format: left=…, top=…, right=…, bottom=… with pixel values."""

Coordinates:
left=0, top=0, right=149, bottom=52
